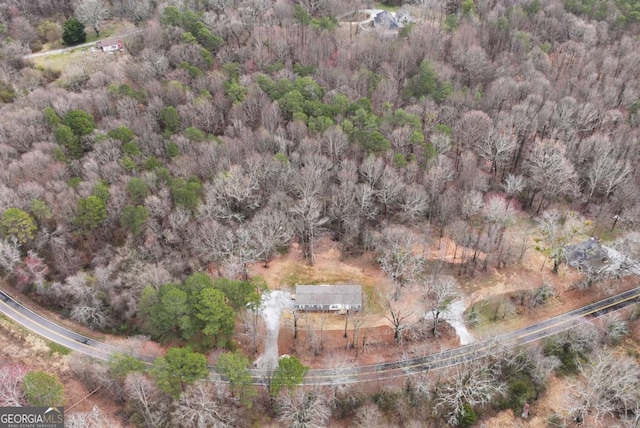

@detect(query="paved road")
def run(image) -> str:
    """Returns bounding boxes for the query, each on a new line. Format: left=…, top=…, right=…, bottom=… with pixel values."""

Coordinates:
left=1, top=287, right=639, bottom=385
left=0, top=291, right=153, bottom=363
left=294, top=286, right=640, bottom=385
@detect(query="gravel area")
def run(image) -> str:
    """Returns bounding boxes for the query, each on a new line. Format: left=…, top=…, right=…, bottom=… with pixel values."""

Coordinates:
left=256, top=290, right=293, bottom=370
left=425, top=300, right=475, bottom=345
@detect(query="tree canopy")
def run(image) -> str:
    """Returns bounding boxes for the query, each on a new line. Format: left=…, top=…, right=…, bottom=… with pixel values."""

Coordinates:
left=216, top=350, right=254, bottom=399
left=270, top=356, right=308, bottom=397
left=74, top=196, right=107, bottom=230
left=1, top=207, right=37, bottom=244
left=62, top=17, right=86, bottom=45
left=138, top=272, right=241, bottom=349
left=152, top=347, right=208, bottom=397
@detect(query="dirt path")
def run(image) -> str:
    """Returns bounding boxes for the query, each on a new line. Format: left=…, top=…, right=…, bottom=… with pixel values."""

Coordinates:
left=24, top=30, right=141, bottom=59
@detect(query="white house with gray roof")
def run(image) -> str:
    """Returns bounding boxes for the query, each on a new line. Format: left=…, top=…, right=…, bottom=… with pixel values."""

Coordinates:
left=294, top=285, right=363, bottom=312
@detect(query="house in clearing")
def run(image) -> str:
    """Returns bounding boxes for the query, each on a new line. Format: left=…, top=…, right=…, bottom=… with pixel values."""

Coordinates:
left=294, top=285, right=363, bottom=312
left=96, top=38, right=124, bottom=52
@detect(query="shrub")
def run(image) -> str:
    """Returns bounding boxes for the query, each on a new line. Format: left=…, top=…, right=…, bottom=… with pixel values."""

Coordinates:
left=0, top=81, right=16, bottom=103
left=458, top=403, right=477, bottom=427
left=497, top=374, right=538, bottom=413
left=373, top=389, right=401, bottom=414
left=23, top=371, right=64, bottom=407
left=331, top=392, right=365, bottom=419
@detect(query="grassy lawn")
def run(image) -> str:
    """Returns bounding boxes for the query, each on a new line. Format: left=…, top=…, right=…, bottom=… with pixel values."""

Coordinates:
left=31, top=19, right=125, bottom=71
left=281, top=263, right=364, bottom=288
left=465, top=296, right=517, bottom=329
left=47, top=341, right=71, bottom=356
left=363, top=284, right=384, bottom=314
left=32, top=49, right=89, bottom=73
left=85, top=20, right=122, bottom=43
left=373, top=2, right=401, bottom=11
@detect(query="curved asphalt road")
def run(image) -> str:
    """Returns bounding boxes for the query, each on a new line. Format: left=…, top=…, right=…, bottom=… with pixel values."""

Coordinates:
left=1, top=287, right=639, bottom=385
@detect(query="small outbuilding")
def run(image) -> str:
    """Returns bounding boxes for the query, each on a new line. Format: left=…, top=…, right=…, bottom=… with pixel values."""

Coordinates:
left=294, top=284, right=363, bottom=312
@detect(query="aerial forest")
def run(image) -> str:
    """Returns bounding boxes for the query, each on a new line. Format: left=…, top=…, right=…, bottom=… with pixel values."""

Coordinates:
left=1, top=0, right=640, bottom=425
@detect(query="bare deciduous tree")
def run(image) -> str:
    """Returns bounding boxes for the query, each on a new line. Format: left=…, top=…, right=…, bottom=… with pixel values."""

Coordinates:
left=400, top=185, right=428, bottom=223
left=525, top=139, right=577, bottom=213
left=0, top=238, right=21, bottom=273
left=354, top=403, right=385, bottom=428
left=326, top=353, right=356, bottom=394
left=433, top=362, right=506, bottom=426
left=424, top=276, right=459, bottom=336
left=41, top=272, right=112, bottom=330
left=475, top=129, right=516, bottom=178
left=375, top=166, right=405, bottom=216
left=0, top=364, right=26, bottom=407
left=192, top=219, right=229, bottom=270
left=535, top=210, right=584, bottom=274
left=171, top=379, right=236, bottom=428
left=585, top=145, right=631, bottom=204
left=249, top=208, right=292, bottom=267
left=66, top=405, right=118, bottom=428
left=277, top=389, right=330, bottom=428
left=202, top=166, right=262, bottom=223
left=124, top=372, right=170, bottom=428
left=452, top=45, right=494, bottom=88
left=75, top=0, right=111, bottom=37
left=290, top=195, right=328, bottom=265
left=383, top=295, right=413, bottom=344
left=321, top=126, right=348, bottom=166
left=502, top=174, right=526, bottom=208
left=601, top=314, right=628, bottom=345
left=567, top=349, right=640, bottom=424
left=545, top=321, right=601, bottom=361
left=424, top=155, right=456, bottom=221
left=375, top=226, right=425, bottom=299
left=112, top=0, right=154, bottom=23
left=454, top=111, right=493, bottom=167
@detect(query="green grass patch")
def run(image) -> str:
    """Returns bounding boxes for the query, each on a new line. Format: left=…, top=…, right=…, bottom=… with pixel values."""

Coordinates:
left=32, top=50, right=87, bottom=73
left=466, top=297, right=513, bottom=325
left=373, top=2, right=401, bottom=11
left=363, top=284, right=383, bottom=314
left=85, top=21, right=122, bottom=43
left=281, top=264, right=316, bottom=287
left=280, top=264, right=361, bottom=288
left=47, top=341, right=71, bottom=356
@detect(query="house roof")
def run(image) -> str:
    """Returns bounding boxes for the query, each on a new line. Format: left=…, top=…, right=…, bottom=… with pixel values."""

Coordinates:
left=374, top=11, right=394, bottom=24
left=564, top=239, right=609, bottom=270
left=294, top=285, right=362, bottom=307
left=97, top=38, right=122, bottom=47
